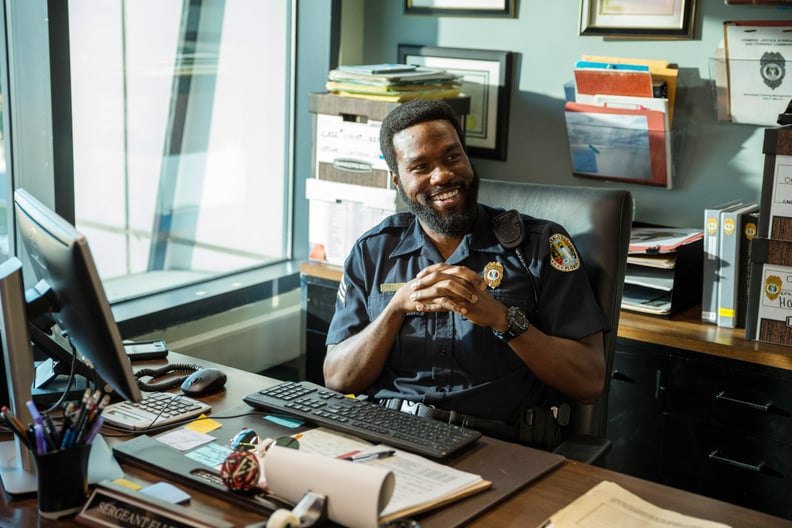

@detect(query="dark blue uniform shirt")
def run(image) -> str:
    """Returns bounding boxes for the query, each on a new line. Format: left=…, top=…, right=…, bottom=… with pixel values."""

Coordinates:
left=326, top=204, right=605, bottom=422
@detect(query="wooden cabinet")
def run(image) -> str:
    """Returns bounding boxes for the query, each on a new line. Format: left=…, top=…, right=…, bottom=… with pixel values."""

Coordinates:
left=611, top=310, right=792, bottom=520
left=606, top=340, right=667, bottom=483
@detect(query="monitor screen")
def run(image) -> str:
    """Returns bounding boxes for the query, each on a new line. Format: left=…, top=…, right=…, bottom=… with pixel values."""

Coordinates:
left=13, top=189, right=142, bottom=403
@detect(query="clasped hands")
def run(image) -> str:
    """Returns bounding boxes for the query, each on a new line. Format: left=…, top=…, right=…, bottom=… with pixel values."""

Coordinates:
left=395, top=263, right=505, bottom=329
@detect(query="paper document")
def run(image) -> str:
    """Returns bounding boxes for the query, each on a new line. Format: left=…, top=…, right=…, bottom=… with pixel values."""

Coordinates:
left=261, top=427, right=490, bottom=527
left=542, top=481, right=731, bottom=528
left=724, top=21, right=792, bottom=126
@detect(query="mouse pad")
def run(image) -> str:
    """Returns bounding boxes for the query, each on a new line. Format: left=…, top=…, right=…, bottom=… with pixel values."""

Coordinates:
left=112, top=404, right=565, bottom=527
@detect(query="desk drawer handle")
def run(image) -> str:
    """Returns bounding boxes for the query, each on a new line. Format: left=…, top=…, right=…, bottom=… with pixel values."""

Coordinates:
left=714, top=391, right=789, bottom=416
left=708, top=450, right=783, bottom=477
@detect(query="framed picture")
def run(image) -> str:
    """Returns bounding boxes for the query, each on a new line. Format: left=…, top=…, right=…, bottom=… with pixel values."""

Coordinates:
left=405, top=0, right=515, bottom=17
left=398, top=44, right=513, bottom=160
left=725, top=0, right=792, bottom=3
left=579, top=0, right=696, bottom=39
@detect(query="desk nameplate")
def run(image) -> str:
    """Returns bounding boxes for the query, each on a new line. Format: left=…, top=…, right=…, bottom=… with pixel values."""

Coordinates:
left=77, top=481, right=234, bottom=528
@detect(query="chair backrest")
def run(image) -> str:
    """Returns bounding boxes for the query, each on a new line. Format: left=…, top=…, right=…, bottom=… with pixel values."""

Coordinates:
left=477, top=178, right=633, bottom=440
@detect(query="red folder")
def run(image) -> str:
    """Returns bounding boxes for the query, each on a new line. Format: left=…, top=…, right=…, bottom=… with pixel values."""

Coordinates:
left=574, top=67, right=654, bottom=98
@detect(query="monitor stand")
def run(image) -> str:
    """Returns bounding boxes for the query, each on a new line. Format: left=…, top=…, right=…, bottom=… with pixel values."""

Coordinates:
left=0, top=435, right=124, bottom=495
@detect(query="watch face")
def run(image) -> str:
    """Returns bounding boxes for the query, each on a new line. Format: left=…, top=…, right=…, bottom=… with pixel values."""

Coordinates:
left=507, top=306, right=530, bottom=332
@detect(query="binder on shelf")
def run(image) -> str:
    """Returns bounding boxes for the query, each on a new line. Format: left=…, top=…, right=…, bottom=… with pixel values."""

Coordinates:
left=623, top=227, right=704, bottom=317
left=716, top=203, right=759, bottom=328
left=701, top=200, right=745, bottom=324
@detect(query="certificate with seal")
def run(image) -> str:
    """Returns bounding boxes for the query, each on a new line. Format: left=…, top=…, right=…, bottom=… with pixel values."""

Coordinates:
left=724, top=21, right=792, bottom=126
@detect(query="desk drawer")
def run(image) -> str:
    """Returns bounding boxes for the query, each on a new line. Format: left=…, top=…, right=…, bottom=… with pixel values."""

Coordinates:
left=664, top=353, right=792, bottom=442
left=662, top=414, right=792, bottom=520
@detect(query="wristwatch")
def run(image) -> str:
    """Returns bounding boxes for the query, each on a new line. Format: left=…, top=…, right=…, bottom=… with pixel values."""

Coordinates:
left=493, top=306, right=530, bottom=343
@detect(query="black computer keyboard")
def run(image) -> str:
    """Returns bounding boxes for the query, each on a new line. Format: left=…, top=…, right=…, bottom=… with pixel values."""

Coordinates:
left=243, top=381, right=481, bottom=459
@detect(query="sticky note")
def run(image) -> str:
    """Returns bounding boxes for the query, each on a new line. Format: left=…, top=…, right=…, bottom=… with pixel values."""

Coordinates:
left=264, top=415, right=305, bottom=428
left=139, top=482, right=191, bottom=504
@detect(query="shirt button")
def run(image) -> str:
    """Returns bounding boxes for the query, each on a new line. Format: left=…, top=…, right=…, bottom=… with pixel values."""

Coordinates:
left=439, top=347, right=448, bottom=358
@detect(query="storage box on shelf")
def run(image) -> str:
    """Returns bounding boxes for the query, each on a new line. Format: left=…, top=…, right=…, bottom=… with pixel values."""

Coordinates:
left=306, top=93, right=470, bottom=266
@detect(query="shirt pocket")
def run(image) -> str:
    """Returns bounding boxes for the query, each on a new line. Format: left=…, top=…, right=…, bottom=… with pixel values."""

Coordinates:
left=368, top=291, right=428, bottom=371
left=465, top=291, right=530, bottom=379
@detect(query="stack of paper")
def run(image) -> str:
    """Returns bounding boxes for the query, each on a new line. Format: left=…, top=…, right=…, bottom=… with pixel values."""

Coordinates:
left=542, top=481, right=730, bottom=528
left=326, top=63, right=462, bottom=102
left=263, top=427, right=490, bottom=527
left=623, top=227, right=704, bottom=316
left=563, top=56, right=678, bottom=189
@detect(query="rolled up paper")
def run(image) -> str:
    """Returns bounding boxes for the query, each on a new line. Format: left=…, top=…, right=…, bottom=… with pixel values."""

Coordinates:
left=264, top=445, right=395, bottom=528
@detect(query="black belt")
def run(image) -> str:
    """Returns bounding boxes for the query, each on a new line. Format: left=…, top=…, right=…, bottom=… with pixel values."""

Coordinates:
left=379, top=398, right=519, bottom=441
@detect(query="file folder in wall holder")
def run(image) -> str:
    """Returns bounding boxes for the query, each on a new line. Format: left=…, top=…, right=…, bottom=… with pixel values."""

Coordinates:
left=564, top=101, right=677, bottom=189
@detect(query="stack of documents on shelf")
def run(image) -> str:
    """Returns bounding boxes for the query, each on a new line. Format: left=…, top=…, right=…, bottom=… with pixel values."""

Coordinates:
left=721, top=21, right=792, bottom=126
left=326, top=63, right=461, bottom=102
left=540, top=481, right=730, bottom=528
left=746, top=125, right=792, bottom=345
left=563, top=56, right=678, bottom=189
left=701, top=201, right=759, bottom=328
left=623, top=227, right=704, bottom=317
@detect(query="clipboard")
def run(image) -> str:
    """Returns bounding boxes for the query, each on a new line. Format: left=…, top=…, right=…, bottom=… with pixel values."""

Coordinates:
left=564, top=101, right=670, bottom=188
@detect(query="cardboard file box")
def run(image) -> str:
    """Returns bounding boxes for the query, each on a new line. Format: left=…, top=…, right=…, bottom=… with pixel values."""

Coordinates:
left=306, top=178, right=405, bottom=266
left=758, top=126, right=792, bottom=239
left=309, top=93, right=470, bottom=189
left=746, top=237, right=792, bottom=347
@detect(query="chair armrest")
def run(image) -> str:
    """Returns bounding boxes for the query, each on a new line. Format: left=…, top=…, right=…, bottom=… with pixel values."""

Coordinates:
left=553, top=434, right=612, bottom=465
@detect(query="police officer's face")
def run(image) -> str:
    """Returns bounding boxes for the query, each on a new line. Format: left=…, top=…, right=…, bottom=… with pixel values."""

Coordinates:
left=392, top=120, right=478, bottom=237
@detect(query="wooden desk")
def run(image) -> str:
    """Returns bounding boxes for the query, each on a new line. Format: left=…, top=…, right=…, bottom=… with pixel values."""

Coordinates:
left=3, top=352, right=792, bottom=527
left=619, top=305, right=792, bottom=371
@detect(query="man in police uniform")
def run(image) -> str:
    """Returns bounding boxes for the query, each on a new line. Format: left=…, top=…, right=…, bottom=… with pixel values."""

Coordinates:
left=323, top=99, right=605, bottom=447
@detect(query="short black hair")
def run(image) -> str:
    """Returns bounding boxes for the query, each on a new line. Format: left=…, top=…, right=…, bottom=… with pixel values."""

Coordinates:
left=379, top=99, right=465, bottom=173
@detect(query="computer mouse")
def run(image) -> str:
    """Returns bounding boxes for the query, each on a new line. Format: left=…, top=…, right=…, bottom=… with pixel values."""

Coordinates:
left=181, top=368, right=227, bottom=396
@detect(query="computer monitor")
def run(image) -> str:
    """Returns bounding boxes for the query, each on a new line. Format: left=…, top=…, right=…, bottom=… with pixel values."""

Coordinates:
left=12, top=188, right=142, bottom=404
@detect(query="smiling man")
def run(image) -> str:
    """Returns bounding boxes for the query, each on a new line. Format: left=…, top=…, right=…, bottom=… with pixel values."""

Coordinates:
left=322, top=99, right=606, bottom=448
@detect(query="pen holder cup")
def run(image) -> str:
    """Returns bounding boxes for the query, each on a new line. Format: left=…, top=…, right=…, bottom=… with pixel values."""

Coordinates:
left=32, top=443, right=91, bottom=519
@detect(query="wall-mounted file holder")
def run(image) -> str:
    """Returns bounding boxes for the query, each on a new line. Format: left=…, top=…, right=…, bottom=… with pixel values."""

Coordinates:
left=564, top=101, right=678, bottom=189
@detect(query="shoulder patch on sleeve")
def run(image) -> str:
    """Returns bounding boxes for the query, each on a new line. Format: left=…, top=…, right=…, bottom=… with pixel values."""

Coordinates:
left=337, top=278, right=348, bottom=306
left=548, top=233, right=580, bottom=272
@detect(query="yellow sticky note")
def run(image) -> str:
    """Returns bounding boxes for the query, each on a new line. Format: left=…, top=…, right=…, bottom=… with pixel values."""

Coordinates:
left=113, top=478, right=142, bottom=491
left=185, top=416, right=222, bottom=434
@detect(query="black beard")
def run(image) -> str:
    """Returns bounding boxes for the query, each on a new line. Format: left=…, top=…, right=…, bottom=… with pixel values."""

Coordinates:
left=397, top=175, right=479, bottom=237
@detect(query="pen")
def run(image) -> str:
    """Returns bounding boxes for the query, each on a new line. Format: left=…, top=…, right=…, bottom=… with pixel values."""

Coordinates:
left=34, top=423, right=47, bottom=455
left=345, top=449, right=396, bottom=462
left=1, top=406, right=27, bottom=435
left=2, top=413, right=31, bottom=450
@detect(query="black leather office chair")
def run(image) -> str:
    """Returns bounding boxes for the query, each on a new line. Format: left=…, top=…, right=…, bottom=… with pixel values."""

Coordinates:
left=477, top=178, right=633, bottom=465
